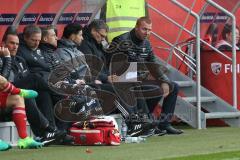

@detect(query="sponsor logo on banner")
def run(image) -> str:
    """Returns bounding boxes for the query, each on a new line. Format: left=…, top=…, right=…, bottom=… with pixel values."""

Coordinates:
left=211, top=63, right=240, bottom=74
left=73, top=13, right=92, bottom=24
left=20, top=13, right=39, bottom=25
left=215, top=12, right=228, bottom=23
left=57, top=13, right=75, bottom=24
left=201, top=12, right=228, bottom=23
left=224, top=64, right=240, bottom=74
left=211, top=62, right=222, bottom=75
left=37, top=13, right=56, bottom=25
left=201, top=12, right=215, bottom=23
left=0, top=14, right=16, bottom=25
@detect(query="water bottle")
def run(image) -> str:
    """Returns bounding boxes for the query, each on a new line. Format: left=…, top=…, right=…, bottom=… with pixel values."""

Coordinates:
left=125, top=136, right=146, bottom=143
left=121, top=120, right=128, bottom=141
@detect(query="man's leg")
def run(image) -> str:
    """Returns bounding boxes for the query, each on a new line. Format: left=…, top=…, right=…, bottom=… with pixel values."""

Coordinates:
left=158, top=82, right=183, bottom=134
left=6, top=95, right=43, bottom=149
left=93, top=83, right=131, bottom=116
left=14, top=75, right=70, bottom=145
left=0, top=76, right=37, bottom=99
left=24, top=99, right=50, bottom=137
left=25, top=99, right=67, bottom=146
left=36, top=91, right=56, bottom=129
left=13, top=73, right=50, bottom=91
left=0, top=90, right=12, bottom=151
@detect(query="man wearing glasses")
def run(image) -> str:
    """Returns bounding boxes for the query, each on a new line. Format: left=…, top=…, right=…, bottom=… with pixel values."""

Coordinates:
left=78, top=19, right=117, bottom=84
left=78, top=20, right=133, bottom=121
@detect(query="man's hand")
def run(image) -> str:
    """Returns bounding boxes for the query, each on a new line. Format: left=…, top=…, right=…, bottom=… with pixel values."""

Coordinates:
left=76, top=79, right=85, bottom=85
left=94, top=80, right=102, bottom=84
left=161, top=82, right=170, bottom=98
left=108, top=75, right=119, bottom=83
left=0, top=47, right=10, bottom=56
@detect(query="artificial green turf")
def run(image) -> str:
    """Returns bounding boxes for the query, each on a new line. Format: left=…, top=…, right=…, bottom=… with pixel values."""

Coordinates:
left=162, top=150, right=240, bottom=160
left=1, top=127, right=240, bottom=160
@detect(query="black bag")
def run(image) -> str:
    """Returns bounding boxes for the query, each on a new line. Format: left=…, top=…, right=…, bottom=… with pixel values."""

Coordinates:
left=54, top=85, right=104, bottom=122
left=68, top=85, right=104, bottom=120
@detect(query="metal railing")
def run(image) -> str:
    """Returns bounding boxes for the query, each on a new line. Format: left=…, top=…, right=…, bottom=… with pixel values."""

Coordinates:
left=148, top=0, right=202, bottom=128
left=13, top=0, right=34, bottom=26
left=206, top=0, right=237, bottom=109
left=148, top=0, right=238, bottom=129
left=171, top=0, right=202, bottom=129
left=152, top=32, right=197, bottom=73
left=148, top=0, right=202, bottom=129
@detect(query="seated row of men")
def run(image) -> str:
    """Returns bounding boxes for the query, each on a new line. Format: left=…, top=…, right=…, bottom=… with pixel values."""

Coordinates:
left=0, top=16, right=183, bottom=150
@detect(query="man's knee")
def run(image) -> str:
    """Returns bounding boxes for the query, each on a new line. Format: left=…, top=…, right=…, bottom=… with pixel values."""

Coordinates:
left=0, top=76, right=7, bottom=89
left=171, top=82, right=179, bottom=95
left=7, top=95, right=25, bottom=107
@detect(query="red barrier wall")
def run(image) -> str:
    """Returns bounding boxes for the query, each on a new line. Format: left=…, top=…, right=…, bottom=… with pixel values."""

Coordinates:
left=201, top=50, right=240, bottom=109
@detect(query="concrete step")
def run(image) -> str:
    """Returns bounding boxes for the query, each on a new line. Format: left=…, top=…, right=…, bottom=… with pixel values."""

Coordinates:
left=175, top=81, right=194, bottom=87
left=182, top=96, right=217, bottom=103
left=205, top=112, right=240, bottom=119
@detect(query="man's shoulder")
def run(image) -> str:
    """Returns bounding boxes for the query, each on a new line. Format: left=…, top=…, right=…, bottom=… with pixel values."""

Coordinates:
left=15, top=55, right=26, bottom=63
left=18, top=43, right=31, bottom=52
left=55, top=47, right=69, bottom=56
left=113, top=32, right=131, bottom=42
left=79, top=39, right=93, bottom=50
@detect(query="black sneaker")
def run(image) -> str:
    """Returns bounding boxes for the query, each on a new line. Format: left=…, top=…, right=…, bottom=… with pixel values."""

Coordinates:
left=41, top=130, right=66, bottom=146
left=139, top=128, right=155, bottom=138
left=139, top=128, right=167, bottom=138
left=154, top=128, right=167, bottom=136
left=164, top=126, right=183, bottom=134
left=59, top=134, right=75, bottom=145
left=127, top=123, right=144, bottom=137
left=127, top=122, right=154, bottom=137
left=158, top=125, right=183, bottom=135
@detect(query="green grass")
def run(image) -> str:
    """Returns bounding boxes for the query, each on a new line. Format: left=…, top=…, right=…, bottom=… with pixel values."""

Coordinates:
left=162, top=151, right=240, bottom=160
left=1, top=127, right=240, bottom=160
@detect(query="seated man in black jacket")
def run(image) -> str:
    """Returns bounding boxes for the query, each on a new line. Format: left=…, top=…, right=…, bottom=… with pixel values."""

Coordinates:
left=2, top=26, right=67, bottom=145
left=78, top=20, right=132, bottom=119
left=109, top=16, right=183, bottom=134
left=52, top=23, right=107, bottom=118
left=17, top=25, right=59, bottom=133
left=78, top=20, right=118, bottom=84
left=0, top=43, right=42, bottom=149
left=79, top=20, right=165, bottom=137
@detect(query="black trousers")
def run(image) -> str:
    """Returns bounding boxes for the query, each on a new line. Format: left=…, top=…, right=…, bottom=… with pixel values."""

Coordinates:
left=143, top=81, right=179, bottom=127
left=110, top=80, right=179, bottom=127
left=24, top=99, right=50, bottom=137
left=91, top=83, right=135, bottom=117
left=13, top=73, right=59, bottom=133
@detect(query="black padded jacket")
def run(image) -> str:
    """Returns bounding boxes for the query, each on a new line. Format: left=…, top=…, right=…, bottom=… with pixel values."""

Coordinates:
left=110, top=29, right=170, bottom=83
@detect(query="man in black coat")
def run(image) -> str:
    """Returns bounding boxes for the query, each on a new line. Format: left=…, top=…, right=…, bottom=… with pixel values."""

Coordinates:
left=52, top=23, right=115, bottom=118
left=2, top=26, right=66, bottom=145
left=110, top=17, right=183, bottom=134
left=78, top=20, right=118, bottom=84
left=78, top=20, right=133, bottom=119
